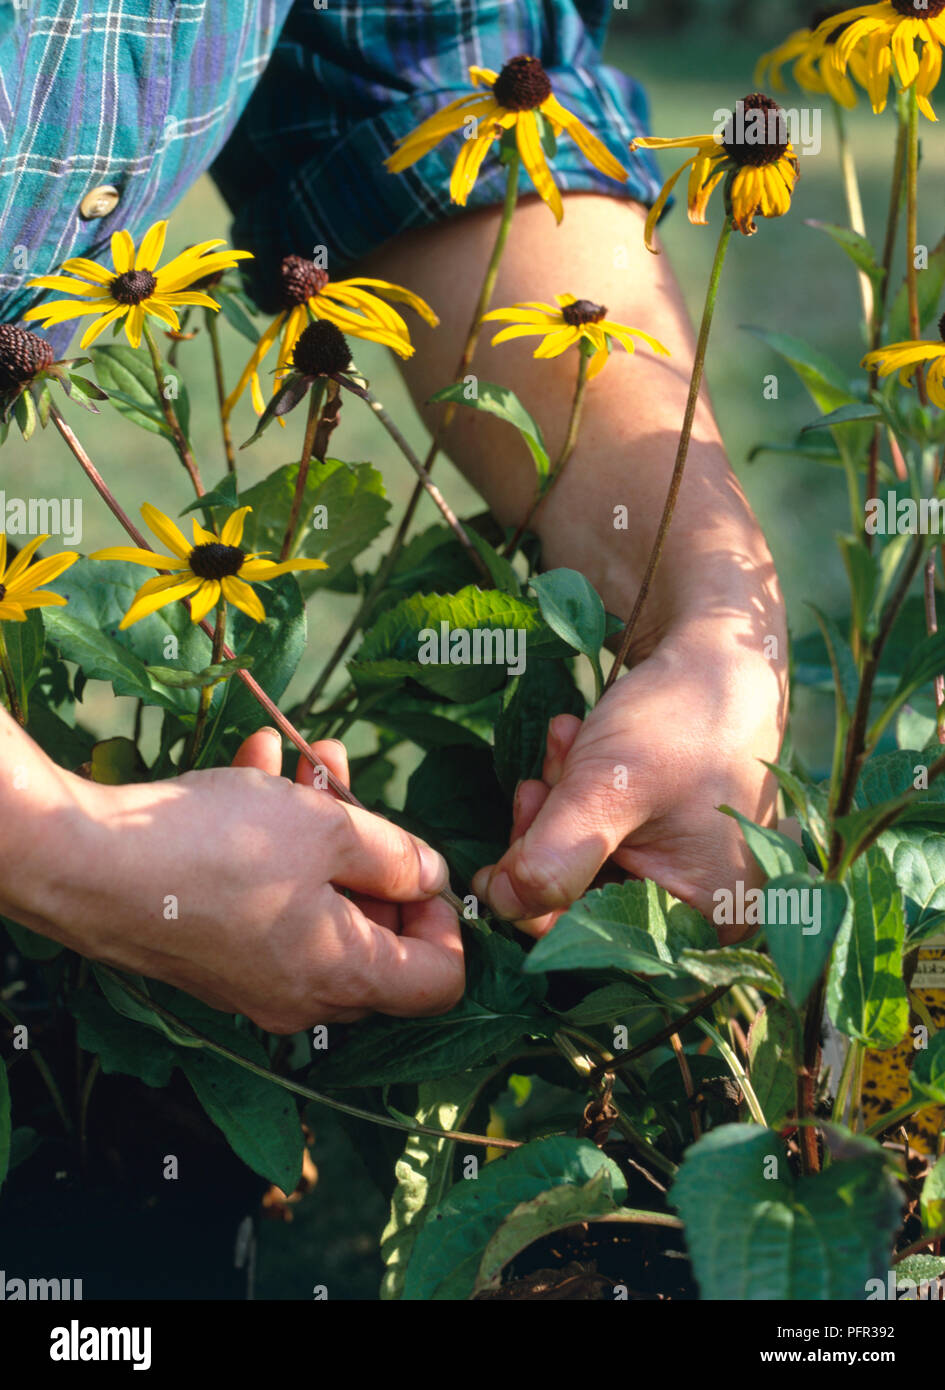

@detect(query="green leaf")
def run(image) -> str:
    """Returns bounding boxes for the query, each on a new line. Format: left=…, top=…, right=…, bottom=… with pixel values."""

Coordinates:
left=403, top=1136, right=626, bottom=1300
left=827, top=850, right=909, bottom=1047
left=672, top=1125, right=903, bottom=1300
left=720, top=804, right=808, bottom=878
left=763, top=875, right=847, bottom=1008
left=888, top=235, right=945, bottom=342
left=89, top=736, right=146, bottom=784
left=529, top=569, right=606, bottom=663
left=3, top=916, right=64, bottom=961
left=677, top=947, right=784, bottom=999
left=179, top=474, right=239, bottom=516
left=742, top=326, right=857, bottom=414
left=90, top=346, right=173, bottom=438
left=239, top=458, right=390, bottom=595
left=895, top=1254, right=945, bottom=1286
left=351, top=586, right=558, bottom=704
left=429, top=381, right=550, bottom=484
left=801, top=402, right=882, bottom=432
left=216, top=289, right=260, bottom=344
left=534, top=109, right=558, bottom=161
left=310, top=931, right=549, bottom=1088
left=71, top=990, right=177, bottom=1088
left=493, top=659, right=584, bottom=797
left=219, top=573, right=306, bottom=730
left=748, top=1000, right=800, bottom=1130
left=380, top=1069, right=494, bottom=1300
left=474, top=1168, right=625, bottom=1295
left=13, top=388, right=36, bottom=441
left=147, top=656, right=250, bottom=690
left=850, top=746, right=945, bottom=923
left=404, top=743, right=511, bottom=871
left=2, top=609, right=44, bottom=714
left=44, top=609, right=184, bottom=712
left=558, top=981, right=653, bottom=1026
left=807, top=602, right=859, bottom=718
left=921, top=1154, right=945, bottom=1232
left=523, top=879, right=715, bottom=978
left=910, top=1029, right=945, bottom=1104
left=805, top=221, right=884, bottom=285
left=0, top=1059, right=10, bottom=1191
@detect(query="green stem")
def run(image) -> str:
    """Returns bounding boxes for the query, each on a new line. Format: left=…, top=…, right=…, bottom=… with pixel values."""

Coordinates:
left=833, top=100, right=872, bottom=329
left=830, top=1037, right=859, bottom=1126
left=184, top=599, right=226, bottom=770
left=0, top=624, right=25, bottom=725
left=905, top=86, right=927, bottom=405
left=206, top=309, right=236, bottom=475
left=604, top=217, right=733, bottom=692
left=295, top=155, right=522, bottom=721
left=504, top=348, right=589, bottom=560
left=0, top=1000, right=72, bottom=1134
left=143, top=320, right=206, bottom=497
left=279, top=380, right=326, bottom=562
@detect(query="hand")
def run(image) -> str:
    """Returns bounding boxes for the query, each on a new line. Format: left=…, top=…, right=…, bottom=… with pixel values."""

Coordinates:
left=472, top=630, right=786, bottom=944
left=22, top=723, right=463, bottom=1031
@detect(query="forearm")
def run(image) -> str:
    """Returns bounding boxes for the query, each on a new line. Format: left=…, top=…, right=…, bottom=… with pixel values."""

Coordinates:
left=361, top=194, right=784, bottom=666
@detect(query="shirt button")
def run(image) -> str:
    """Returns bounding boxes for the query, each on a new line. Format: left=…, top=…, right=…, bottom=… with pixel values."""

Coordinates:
left=79, top=185, right=120, bottom=220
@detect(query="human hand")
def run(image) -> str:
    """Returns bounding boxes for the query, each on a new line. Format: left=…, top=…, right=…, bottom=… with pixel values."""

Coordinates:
left=471, top=629, right=786, bottom=944
left=40, top=726, right=463, bottom=1031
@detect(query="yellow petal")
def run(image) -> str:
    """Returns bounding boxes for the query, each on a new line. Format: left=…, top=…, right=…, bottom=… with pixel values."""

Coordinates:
left=91, top=545, right=183, bottom=568
left=26, top=299, right=118, bottom=327
left=642, top=156, right=696, bottom=253
left=516, top=110, right=563, bottom=224
left=188, top=580, right=221, bottom=624
left=191, top=517, right=218, bottom=548
left=468, top=66, right=498, bottom=88
left=16, top=592, right=69, bottom=611
left=141, top=502, right=193, bottom=561
left=79, top=304, right=129, bottom=348
left=135, top=221, right=168, bottom=271
left=223, top=313, right=286, bottom=418
left=384, top=94, right=495, bottom=172
left=541, top=95, right=628, bottom=182
left=111, top=229, right=135, bottom=274
left=144, top=299, right=182, bottom=332
left=239, top=557, right=328, bottom=580
left=160, top=290, right=222, bottom=310
left=119, top=575, right=200, bottom=628
left=3, top=532, right=47, bottom=583
left=450, top=128, right=498, bottom=204
left=4, top=551, right=78, bottom=596
left=23, top=275, right=110, bottom=297
left=59, top=257, right=115, bottom=285
left=221, top=506, right=252, bottom=548
left=221, top=575, right=267, bottom=622
left=0, top=601, right=27, bottom=621
left=533, top=326, right=582, bottom=359
left=490, top=323, right=552, bottom=345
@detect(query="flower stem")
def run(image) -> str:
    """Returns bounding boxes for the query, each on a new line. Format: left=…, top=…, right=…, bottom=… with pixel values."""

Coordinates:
left=142, top=320, right=206, bottom=496
left=0, top=623, right=26, bottom=725
left=833, top=101, right=872, bottom=328
left=279, top=380, right=327, bottom=562
left=296, top=157, right=521, bottom=717
left=184, top=599, right=227, bottom=770
left=905, top=86, right=928, bottom=406
left=504, top=348, right=589, bottom=560
left=205, top=308, right=236, bottom=475
left=362, top=387, right=489, bottom=579
left=604, top=216, right=733, bottom=692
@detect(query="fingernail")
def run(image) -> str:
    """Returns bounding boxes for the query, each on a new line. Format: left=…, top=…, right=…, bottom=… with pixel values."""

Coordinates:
left=260, top=726, right=282, bottom=741
left=418, top=842, right=448, bottom=895
left=488, top=871, right=528, bottom=921
left=512, top=780, right=524, bottom=811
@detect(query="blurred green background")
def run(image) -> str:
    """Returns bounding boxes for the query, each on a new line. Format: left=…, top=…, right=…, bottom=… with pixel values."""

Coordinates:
left=4, top=1, right=944, bottom=1295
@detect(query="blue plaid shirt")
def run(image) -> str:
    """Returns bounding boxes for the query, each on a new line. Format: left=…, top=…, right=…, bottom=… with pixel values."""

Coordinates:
left=0, top=0, right=663, bottom=349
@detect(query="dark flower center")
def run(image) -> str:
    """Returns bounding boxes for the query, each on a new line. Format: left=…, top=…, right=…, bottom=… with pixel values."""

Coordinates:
left=891, top=0, right=945, bottom=16
left=0, top=323, right=54, bottom=388
left=0, top=583, right=5, bottom=601
left=492, top=56, right=552, bottom=112
left=280, top=255, right=330, bottom=308
left=188, top=543, right=246, bottom=580
left=722, top=93, right=790, bottom=167
left=110, top=269, right=157, bottom=305
left=809, top=6, right=851, bottom=41
left=562, top=299, right=607, bottom=326
left=291, top=319, right=352, bottom=377
left=939, top=311, right=945, bottom=343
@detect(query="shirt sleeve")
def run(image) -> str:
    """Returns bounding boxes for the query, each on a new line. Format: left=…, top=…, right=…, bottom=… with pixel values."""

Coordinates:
left=209, top=0, right=665, bottom=310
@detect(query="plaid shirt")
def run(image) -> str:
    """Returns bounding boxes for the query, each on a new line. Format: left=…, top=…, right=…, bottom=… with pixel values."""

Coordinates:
left=0, top=0, right=663, bottom=349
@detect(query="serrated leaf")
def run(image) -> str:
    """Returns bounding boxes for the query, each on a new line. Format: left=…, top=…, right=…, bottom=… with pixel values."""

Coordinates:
left=672, top=1124, right=903, bottom=1299
left=748, top=1000, right=800, bottom=1130
left=529, top=569, right=606, bottom=665
left=720, top=804, right=808, bottom=878
left=90, top=345, right=174, bottom=438
left=71, top=990, right=177, bottom=1088
left=678, top=946, right=785, bottom=998
left=921, top=1154, right=945, bottom=1232
left=761, top=875, right=847, bottom=1008
left=910, top=1029, right=945, bottom=1104
left=493, top=658, right=584, bottom=797
left=429, top=380, right=550, bottom=483
left=403, top=1136, right=626, bottom=1300
left=827, top=850, right=908, bottom=1046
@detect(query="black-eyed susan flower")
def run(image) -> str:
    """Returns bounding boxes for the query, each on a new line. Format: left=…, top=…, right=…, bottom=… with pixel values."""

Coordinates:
left=239, top=320, right=365, bottom=448
left=482, top=294, right=669, bottom=380
left=631, top=93, right=800, bottom=252
left=91, top=503, right=327, bottom=628
left=385, top=54, right=627, bottom=224
left=862, top=313, right=945, bottom=408
left=0, top=323, right=108, bottom=432
left=0, top=532, right=78, bottom=621
left=22, top=221, right=252, bottom=350
left=755, top=8, right=870, bottom=107
left=814, top=1, right=945, bottom=120
left=224, top=255, right=437, bottom=420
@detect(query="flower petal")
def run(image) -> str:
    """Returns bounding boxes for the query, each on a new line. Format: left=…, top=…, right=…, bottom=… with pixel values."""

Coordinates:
left=516, top=110, right=563, bottom=224
left=91, top=545, right=184, bottom=569
left=221, top=505, right=252, bottom=548
left=223, top=313, right=286, bottom=418
left=111, top=229, right=135, bottom=274
left=221, top=575, right=267, bottom=622
left=135, top=221, right=168, bottom=271
left=78, top=304, right=128, bottom=349
left=188, top=579, right=221, bottom=624
left=541, top=95, right=628, bottom=182
left=59, top=257, right=115, bottom=285
left=119, top=575, right=200, bottom=628
left=141, top=502, right=193, bottom=561
left=5, top=551, right=78, bottom=596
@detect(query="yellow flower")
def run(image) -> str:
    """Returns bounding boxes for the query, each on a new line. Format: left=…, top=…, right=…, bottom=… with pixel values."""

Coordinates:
left=223, top=255, right=437, bottom=419
left=385, top=54, right=627, bottom=224
left=482, top=294, right=669, bottom=380
left=91, top=503, right=327, bottom=628
left=0, top=533, right=78, bottom=621
left=813, top=1, right=945, bottom=120
left=755, top=12, right=871, bottom=107
left=862, top=315, right=945, bottom=408
left=23, top=221, right=252, bottom=350
left=631, top=93, right=800, bottom=252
